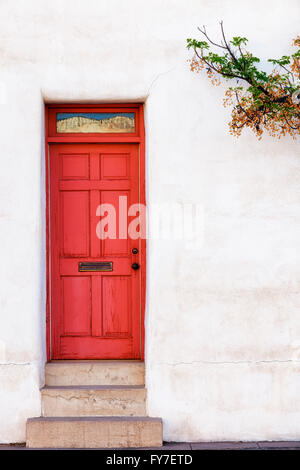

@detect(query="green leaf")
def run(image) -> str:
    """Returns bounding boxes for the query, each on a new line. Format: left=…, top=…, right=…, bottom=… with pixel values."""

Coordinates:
left=230, top=36, right=248, bottom=47
left=268, top=55, right=291, bottom=66
left=186, top=39, right=209, bottom=50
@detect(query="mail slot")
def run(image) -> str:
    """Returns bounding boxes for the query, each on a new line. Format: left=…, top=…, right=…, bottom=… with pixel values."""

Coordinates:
left=78, top=262, right=113, bottom=272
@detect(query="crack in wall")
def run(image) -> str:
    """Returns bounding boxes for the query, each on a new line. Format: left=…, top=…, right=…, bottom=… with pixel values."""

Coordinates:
left=0, top=362, right=32, bottom=366
left=154, top=359, right=300, bottom=367
left=147, top=66, right=178, bottom=97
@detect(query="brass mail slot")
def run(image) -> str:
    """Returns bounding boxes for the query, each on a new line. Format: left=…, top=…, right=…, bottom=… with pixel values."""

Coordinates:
left=78, top=262, right=113, bottom=272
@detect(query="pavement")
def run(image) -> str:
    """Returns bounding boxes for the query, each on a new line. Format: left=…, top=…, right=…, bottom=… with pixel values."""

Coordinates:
left=1, top=441, right=300, bottom=450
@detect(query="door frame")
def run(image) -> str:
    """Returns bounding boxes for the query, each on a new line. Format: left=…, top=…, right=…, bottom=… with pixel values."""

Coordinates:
left=45, top=103, right=146, bottom=361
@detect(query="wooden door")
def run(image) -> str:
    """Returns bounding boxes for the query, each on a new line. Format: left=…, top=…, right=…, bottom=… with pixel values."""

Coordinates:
left=49, top=143, right=142, bottom=359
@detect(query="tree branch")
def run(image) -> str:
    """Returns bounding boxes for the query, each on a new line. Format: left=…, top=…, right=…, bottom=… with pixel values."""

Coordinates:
left=188, top=24, right=300, bottom=138
left=197, top=25, right=227, bottom=50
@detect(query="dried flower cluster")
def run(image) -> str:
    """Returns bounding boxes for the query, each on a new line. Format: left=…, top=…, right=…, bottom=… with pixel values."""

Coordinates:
left=187, top=23, right=300, bottom=139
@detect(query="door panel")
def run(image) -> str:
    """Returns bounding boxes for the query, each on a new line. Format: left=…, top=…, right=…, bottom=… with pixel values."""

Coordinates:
left=50, top=143, right=141, bottom=359
left=102, top=276, right=131, bottom=336
left=61, top=191, right=90, bottom=256
left=62, top=277, right=91, bottom=336
left=101, top=190, right=129, bottom=256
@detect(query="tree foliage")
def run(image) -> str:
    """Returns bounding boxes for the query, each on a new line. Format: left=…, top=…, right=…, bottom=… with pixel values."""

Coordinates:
left=187, top=22, right=300, bottom=139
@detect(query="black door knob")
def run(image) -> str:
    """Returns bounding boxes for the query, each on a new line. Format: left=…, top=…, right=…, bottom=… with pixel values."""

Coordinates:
left=132, top=248, right=139, bottom=254
left=131, top=263, right=140, bottom=270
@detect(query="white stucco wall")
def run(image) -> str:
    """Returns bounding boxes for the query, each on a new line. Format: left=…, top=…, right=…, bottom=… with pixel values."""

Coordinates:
left=0, top=0, right=300, bottom=443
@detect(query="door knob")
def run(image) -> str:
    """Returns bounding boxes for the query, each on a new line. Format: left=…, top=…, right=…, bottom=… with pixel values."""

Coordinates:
left=131, top=263, right=140, bottom=270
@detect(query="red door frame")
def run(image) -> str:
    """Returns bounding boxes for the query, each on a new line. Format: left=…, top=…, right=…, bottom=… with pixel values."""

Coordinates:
left=45, top=103, right=146, bottom=361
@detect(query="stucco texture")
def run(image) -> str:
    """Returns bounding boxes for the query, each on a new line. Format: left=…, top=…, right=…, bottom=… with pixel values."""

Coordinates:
left=0, top=0, right=299, bottom=442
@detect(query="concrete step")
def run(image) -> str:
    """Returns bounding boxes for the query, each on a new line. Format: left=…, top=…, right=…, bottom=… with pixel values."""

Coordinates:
left=26, top=416, right=163, bottom=448
left=41, top=385, right=147, bottom=417
left=45, top=361, right=145, bottom=386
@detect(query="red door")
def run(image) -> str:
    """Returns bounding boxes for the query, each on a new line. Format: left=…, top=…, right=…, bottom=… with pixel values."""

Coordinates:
left=49, top=143, right=142, bottom=359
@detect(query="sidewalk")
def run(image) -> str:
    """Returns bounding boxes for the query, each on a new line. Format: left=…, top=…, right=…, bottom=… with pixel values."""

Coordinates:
left=1, top=441, right=300, bottom=450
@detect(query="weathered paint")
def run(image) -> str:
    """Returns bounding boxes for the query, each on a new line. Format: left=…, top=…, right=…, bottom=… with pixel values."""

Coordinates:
left=0, top=0, right=300, bottom=443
